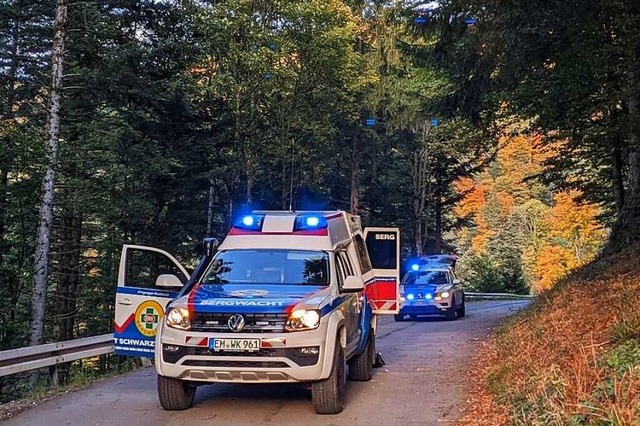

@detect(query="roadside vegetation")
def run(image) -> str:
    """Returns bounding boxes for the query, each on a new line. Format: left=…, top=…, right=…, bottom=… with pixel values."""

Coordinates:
left=457, top=245, right=640, bottom=425
left=2, top=0, right=640, bottom=419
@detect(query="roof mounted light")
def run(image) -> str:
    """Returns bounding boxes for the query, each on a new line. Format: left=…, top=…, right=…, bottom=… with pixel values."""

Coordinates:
left=233, top=214, right=265, bottom=231
left=294, top=215, right=328, bottom=231
left=411, top=264, right=420, bottom=271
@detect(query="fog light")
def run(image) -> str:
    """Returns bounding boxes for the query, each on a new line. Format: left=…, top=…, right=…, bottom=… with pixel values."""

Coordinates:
left=163, top=344, right=180, bottom=352
left=297, top=346, right=320, bottom=356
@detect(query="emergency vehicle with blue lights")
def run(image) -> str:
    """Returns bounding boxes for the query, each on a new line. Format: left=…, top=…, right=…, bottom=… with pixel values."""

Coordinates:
left=395, top=256, right=465, bottom=321
left=113, top=211, right=399, bottom=414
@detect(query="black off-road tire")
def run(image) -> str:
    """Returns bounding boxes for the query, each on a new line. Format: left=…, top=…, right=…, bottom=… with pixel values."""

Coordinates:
left=157, top=374, right=196, bottom=410
left=312, top=342, right=346, bottom=414
left=394, top=313, right=404, bottom=322
left=348, top=331, right=374, bottom=381
left=457, top=297, right=466, bottom=318
left=445, top=298, right=457, bottom=321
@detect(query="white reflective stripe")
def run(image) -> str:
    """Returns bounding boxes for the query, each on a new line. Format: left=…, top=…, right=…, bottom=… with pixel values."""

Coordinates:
left=185, top=336, right=207, bottom=346
left=114, top=346, right=154, bottom=353
left=262, top=338, right=286, bottom=348
left=377, top=301, right=395, bottom=310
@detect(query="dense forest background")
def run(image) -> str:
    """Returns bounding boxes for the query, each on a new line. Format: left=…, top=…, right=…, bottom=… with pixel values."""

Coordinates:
left=2, top=0, right=639, bottom=402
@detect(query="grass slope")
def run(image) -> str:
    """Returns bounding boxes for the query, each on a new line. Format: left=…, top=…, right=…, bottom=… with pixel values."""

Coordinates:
left=457, top=245, right=640, bottom=426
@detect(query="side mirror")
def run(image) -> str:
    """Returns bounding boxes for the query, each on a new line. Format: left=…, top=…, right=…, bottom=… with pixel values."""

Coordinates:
left=342, top=276, right=365, bottom=293
left=156, top=274, right=183, bottom=288
left=203, top=237, right=219, bottom=257
left=453, top=279, right=461, bottom=285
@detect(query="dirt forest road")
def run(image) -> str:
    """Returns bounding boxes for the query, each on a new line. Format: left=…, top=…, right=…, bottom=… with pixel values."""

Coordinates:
left=2, top=301, right=528, bottom=426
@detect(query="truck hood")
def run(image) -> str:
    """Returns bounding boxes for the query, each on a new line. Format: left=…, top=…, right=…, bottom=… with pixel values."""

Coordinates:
left=185, top=283, right=331, bottom=314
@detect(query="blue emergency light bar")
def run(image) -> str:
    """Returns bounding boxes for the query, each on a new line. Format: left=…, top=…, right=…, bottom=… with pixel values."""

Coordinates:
left=234, top=214, right=265, bottom=231
left=411, top=264, right=420, bottom=271
left=294, top=215, right=328, bottom=232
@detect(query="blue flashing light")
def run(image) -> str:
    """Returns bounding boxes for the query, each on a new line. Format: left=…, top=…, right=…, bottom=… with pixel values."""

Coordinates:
left=233, top=214, right=264, bottom=231
left=425, top=294, right=433, bottom=300
left=411, top=264, right=420, bottom=271
left=294, top=215, right=328, bottom=232
left=465, top=17, right=478, bottom=25
left=306, top=216, right=320, bottom=227
left=406, top=294, right=415, bottom=301
left=430, top=117, right=440, bottom=127
left=414, top=16, right=427, bottom=25
left=365, top=118, right=376, bottom=127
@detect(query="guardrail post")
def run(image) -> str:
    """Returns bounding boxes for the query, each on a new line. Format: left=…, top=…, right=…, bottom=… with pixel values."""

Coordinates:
left=50, top=364, right=59, bottom=388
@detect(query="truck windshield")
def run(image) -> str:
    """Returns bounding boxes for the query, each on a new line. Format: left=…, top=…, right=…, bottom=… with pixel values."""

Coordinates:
left=403, top=270, right=450, bottom=286
left=201, top=249, right=329, bottom=285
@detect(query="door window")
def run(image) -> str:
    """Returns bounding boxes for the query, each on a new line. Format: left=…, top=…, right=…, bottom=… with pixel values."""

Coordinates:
left=125, top=249, right=188, bottom=289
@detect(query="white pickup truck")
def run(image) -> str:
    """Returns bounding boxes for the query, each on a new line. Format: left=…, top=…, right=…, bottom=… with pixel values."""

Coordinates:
left=113, top=211, right=399, bottom=414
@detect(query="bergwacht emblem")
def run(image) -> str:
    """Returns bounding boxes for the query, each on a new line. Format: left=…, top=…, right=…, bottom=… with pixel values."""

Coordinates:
left=227, top=314, right=246, bottom=332
left=230, top=289, right=269, bottom=298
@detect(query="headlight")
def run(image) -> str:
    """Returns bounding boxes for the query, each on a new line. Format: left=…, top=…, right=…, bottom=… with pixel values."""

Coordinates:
left=435, top=291, right=451, bottom=300
left=285, top=309, right=320, bottom=331
left=166, top=307, right=191, bottom=330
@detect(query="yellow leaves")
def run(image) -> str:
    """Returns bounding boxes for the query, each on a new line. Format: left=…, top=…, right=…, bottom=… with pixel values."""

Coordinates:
left=455, top=132, right=605, bottom=293
left=532, top=190, right=605, bottom=292
left=533, top=245, right=576, bottom=292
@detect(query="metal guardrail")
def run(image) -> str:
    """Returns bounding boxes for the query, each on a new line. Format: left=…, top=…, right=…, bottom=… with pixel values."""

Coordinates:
left=465, top=292, right=536, bottom=300
left=0, top=294, right=531, bottom=378
left=0, top=334, right=114, bottom=378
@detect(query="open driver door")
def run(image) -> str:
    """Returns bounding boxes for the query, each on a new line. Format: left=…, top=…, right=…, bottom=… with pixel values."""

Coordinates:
left=113, top=245, right=189, bottom=357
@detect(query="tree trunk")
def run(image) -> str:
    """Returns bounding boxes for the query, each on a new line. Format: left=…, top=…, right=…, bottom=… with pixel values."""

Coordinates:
left=54, top=210, right=82, bottom=385
left=30, top=0, right=68, bottom=347
left=434, top=189, right=443, bottom=253
left=207, top=182, right=215, bottom=236
left=611, top=136, right=625, bottom=218
left=350, top=131, right=361, bottom=215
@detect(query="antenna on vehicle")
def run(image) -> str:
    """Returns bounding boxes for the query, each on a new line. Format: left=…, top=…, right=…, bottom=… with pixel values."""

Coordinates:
left=289, top=138, right=295, bottom=211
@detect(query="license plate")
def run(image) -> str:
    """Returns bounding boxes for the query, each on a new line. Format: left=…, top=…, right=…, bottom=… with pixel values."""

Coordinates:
left=413, top=301, right=426, bottom=306
left=208, top=338, right=260, bottom=352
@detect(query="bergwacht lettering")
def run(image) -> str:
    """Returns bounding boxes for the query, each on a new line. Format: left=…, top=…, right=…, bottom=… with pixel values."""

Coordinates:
left=199, top=300, right=285, bottom=307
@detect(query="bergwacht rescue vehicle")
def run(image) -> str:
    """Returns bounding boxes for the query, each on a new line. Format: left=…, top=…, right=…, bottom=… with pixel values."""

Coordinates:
left=113, top=211, right=399, bottom=414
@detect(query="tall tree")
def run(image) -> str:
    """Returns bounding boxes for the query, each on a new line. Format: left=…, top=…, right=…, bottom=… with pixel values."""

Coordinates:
left=30, top=0, right=67, bottom=347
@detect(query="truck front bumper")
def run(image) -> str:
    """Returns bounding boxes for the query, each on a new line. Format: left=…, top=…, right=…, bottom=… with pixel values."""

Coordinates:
left=155, top=320, right=336, bottom=383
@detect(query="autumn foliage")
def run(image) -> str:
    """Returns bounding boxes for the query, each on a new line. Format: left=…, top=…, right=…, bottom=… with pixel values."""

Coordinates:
left=456, top=246, right=640, bottom=426
left=454, top=133, right=606, bottom=293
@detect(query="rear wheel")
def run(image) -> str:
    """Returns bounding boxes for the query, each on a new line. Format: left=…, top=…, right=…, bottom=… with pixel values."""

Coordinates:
left=312, top=342, right=346, bottom=414
left=445, top=298, right=457, bottom=321
left=348, top=331, right=374, bottom=381
left=157, top=375, right=196, bottom=410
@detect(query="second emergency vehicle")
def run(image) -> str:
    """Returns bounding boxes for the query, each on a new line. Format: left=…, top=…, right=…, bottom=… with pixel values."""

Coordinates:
left=113, top=211, right=399, bottom=414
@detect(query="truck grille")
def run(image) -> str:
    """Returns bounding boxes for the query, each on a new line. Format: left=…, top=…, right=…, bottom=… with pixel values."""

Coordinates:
left=190, top=313, right=288, bottom=333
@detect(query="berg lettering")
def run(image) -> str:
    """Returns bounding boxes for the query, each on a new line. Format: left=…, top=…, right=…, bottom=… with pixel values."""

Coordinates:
left=200, top=300, right=285, bottom=307
left=375, top=234, right=396, bottom=240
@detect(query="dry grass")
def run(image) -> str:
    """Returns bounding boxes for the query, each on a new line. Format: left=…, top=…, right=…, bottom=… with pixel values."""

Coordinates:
left=456, top=245, right=640, bottom=426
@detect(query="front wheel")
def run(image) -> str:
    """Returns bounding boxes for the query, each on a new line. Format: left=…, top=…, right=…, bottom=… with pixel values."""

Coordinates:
left=445, top=298, right=457, bottom=321
left=312, top=342, right=346, bottom=414
left=348, top=331, right=374, bottom=381
left=394, top=313, right=404, bottom=322
left=457, top=298, right=466, bottom=318
left=157, top=375, right=196, bottom=410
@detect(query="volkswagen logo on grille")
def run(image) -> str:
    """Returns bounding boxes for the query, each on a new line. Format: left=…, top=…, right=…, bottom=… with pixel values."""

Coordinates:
left=227, top=314, right=246, bottom=332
